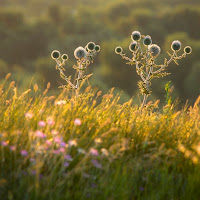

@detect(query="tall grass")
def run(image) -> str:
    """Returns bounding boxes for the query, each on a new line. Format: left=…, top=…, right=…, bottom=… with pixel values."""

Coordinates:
left=0, top=75, right=200, bottom=200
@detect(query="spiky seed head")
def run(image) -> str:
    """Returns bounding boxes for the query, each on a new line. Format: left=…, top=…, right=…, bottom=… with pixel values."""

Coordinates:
left=131, top=31, right=141, bottom=41
left=62, top=54, right=68, bottom=61
left=129, top=42, right=137, bottom=52
left=184, top=46, right=192, bottom=54
left=87, top=42, right=95, bottom=51
left=51, top=50, right=60, bottom=59
left=74, top=46, right=87, bottom=60
left=95, top=45, right=100, bottom=52
left=143, top=35, right=152, bottom=46
left=171, top=40, right=181, bottom=51
left=148, top=44, right=161, bottom=57
left=115, top=46, right=123, bottom=54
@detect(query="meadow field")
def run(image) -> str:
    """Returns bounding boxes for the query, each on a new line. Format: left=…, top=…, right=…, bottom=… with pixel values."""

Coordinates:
left=0, top=75, right=200, bottom=200
left=0, top=0, right=200, bottom=199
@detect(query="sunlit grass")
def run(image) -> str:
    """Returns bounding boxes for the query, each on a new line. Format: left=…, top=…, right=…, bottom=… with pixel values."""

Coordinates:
left=0, top=74, right=200, bottom=200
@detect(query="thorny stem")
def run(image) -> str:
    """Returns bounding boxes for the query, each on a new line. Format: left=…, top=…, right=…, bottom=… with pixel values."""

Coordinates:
left=55, top=59, right=77, bottom=90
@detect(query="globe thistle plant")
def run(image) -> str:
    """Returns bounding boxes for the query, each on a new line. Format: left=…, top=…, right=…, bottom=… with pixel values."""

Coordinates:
left=51, top=42, right=100, bottom=94
left=115, top=31, right=192, bottom=107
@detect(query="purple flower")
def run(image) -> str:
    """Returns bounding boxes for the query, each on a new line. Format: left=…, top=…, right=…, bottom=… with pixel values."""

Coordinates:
left=91, top=160, right=102, bottom=169
left=60, top=141, right=66, bottom=147
left=64, top=162, right=69, bottom=167
left=20, top=150, right=28, bottom=157
left=64, top=155, right=73, bottom=161
left=140, top=186, right=144, bottom=191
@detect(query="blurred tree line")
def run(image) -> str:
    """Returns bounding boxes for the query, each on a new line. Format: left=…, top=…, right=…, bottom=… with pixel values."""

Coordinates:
left=0, top=0, right=199, bottom=104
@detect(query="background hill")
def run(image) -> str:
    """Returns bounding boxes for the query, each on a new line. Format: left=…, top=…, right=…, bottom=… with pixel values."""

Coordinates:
left=0, top=0, right=199, bottom=104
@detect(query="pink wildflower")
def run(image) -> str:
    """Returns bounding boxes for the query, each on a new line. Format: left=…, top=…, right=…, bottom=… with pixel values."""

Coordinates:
left=90, top=148, right=99, bottom=156
left=1, top=141, right=9, bottom=146
left=10, top=146, right=16, bottom=151
left=74, top=118, right=82, bottom=126
left=54, top=137, right=62, bottom=143
left=38, top=121, right=46, bottom=127
left=25, top=112, right=33, bottom=119
left=35, top=130, right=46, bottom=138
left=45, top=139, right=52, bottom=146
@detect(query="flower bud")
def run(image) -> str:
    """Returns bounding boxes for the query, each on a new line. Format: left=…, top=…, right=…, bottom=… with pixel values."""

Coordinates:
left=131, top=31, right=141, bottom=41
left=115, top=46, right=123, bottom=54
left=51, top=50, right=60, bottom=59
left=171, top=40, right=181, bottom=51
left=143, top=35, right=152, bottom=46
left=184, top=46, right=192, bottom=54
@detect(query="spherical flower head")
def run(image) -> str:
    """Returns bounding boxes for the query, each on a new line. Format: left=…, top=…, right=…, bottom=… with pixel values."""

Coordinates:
left=51, top=50, right=60, bottom=59
left=87, top=42, right=95, bottom=51
left=74, top=46, right=87, bottom=60
left=143, top=35, right=152, bottom=46
left=62, top=54, right=68, bottom=61
left=184, top=46, right=192, bottom=54
left=171, top=40, right=181, bottom=51
left=95, top=45, right=100, bottom=52
left=148, top=44, right=161, bottom=57
left=131, top=31, right=141, bottom=41
left=115, top=46, right=123, bottom=54
left=129, top=42, right=137, bottom=52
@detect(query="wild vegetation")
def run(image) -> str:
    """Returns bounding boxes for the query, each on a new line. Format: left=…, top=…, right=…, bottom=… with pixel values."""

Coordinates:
left=0, top=75, right=200, bottom=199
